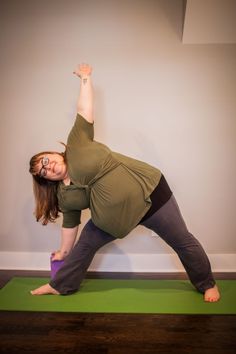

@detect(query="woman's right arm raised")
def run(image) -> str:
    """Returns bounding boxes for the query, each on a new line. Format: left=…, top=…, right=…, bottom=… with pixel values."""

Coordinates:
left=73, top=63, right=94, bottom=123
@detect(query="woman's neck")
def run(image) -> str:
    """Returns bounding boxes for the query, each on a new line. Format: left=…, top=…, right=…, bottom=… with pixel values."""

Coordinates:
left=63, top=173, right=71, bottom=186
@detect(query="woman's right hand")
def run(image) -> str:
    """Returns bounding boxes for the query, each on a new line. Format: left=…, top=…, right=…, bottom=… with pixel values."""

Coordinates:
left=51, top=250, right=66, bottom=261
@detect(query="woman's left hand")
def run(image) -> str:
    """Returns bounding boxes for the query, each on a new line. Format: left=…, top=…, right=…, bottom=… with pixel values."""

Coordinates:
left=73, top=63, right=92, bottom=78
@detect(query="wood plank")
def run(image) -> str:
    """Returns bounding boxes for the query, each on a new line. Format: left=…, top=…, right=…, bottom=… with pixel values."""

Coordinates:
left=0, top=311, right=236, bottom=354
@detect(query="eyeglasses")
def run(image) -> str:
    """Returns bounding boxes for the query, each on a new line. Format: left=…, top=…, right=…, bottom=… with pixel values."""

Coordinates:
left=39, top=156, right=49, bottom=178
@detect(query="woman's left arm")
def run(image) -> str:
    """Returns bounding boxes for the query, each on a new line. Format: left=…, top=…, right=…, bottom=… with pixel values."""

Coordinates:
left=73, top=63, right=94, bottom=123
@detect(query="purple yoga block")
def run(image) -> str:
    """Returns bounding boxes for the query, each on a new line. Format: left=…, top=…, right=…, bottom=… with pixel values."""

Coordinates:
left=50, top=257, right=64, bottom=279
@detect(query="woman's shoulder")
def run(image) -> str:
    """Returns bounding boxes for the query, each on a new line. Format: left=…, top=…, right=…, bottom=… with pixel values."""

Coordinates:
left=67, top=113, right=94, bottom=146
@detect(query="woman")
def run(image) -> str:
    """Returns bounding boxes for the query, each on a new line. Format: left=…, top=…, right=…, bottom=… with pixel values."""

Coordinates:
left=29, top=63, right=220, bottom=302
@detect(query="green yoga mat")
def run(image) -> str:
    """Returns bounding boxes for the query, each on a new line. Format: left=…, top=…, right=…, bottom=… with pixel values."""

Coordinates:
left=0, top=277, right=235, bottom=314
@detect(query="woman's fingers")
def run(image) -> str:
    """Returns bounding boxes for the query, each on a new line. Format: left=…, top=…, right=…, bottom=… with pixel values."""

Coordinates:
left=73, top=63, right=92, bottom=77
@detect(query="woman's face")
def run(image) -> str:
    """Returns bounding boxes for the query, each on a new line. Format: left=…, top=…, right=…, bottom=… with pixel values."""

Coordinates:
left=35, top=153, right=67, bottom=181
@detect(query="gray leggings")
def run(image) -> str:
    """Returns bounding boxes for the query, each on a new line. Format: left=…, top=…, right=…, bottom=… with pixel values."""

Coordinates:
left=50, top=195, right=215, bottom=295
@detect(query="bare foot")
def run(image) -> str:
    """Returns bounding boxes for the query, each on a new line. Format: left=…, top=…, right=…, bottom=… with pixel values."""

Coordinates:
left=204, top=285, right=220, bottom=302
left=30, top=283, right=60, bottom=295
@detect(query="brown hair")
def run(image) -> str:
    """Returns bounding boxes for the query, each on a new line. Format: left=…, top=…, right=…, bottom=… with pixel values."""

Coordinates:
left=29, top=151, right=65, bottom=225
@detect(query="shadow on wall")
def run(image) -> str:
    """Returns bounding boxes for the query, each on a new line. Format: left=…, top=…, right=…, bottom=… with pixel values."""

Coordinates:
left=160, top=0, right=187, bottom=40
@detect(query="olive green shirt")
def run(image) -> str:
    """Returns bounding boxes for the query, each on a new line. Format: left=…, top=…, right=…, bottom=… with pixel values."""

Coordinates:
left=57, top=114, right=162, bottom=238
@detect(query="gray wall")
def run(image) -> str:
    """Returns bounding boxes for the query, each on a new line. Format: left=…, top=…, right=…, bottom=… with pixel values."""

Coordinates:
left=0, top=0, right=235, bottom=265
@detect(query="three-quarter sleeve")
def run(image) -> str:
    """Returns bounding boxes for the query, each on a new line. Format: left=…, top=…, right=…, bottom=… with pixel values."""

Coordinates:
left=62, top=209, right=82, bottom=228
left=67, top=114, right=94, bottom=145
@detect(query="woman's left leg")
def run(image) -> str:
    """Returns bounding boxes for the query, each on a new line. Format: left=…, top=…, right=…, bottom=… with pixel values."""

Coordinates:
left=141, top=195, right=219, bottom=300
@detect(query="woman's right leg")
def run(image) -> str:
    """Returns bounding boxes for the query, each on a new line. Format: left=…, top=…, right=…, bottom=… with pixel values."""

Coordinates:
left=50, top=219, right=116, bottom=295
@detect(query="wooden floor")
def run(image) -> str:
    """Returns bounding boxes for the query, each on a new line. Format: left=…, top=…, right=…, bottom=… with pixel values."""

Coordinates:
left=0, top=271, right=236, bottom=354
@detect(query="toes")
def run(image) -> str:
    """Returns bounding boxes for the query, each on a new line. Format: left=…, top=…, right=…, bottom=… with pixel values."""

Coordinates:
left=204, top=296, right=219, bottom=302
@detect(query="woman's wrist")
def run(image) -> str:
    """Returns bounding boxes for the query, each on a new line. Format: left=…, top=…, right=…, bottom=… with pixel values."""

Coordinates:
left=80, top=75, right=90, bottom=84
left=60, top=249, right=70, bottom=258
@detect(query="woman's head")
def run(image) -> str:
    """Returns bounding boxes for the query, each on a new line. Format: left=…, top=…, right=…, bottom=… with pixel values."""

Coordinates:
left=29, top=151, right=67, bottom=183
left=29, top=151, right=66, bottom=225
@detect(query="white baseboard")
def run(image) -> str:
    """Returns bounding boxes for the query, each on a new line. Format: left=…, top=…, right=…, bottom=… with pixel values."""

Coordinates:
left=0, top=252, right=235, bottom=272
